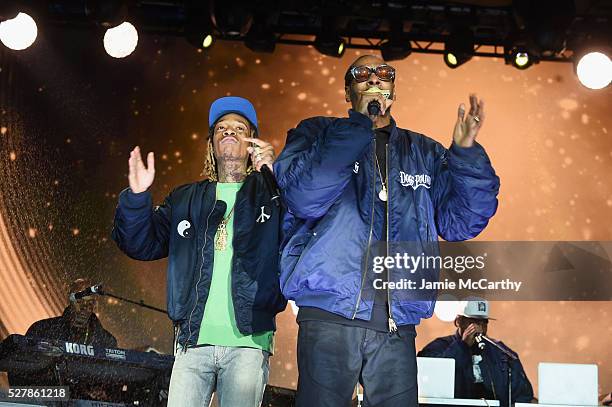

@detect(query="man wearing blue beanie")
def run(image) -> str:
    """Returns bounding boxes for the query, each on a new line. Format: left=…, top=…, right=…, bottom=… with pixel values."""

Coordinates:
left=112, top=96, right=286, bottom=407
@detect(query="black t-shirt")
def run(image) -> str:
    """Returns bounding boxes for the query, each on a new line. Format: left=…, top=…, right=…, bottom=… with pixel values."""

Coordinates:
left=298, top=124, right=393, bottom=332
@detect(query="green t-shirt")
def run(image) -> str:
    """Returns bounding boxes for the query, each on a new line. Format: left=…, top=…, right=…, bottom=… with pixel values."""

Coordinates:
left=197, top=182, right=274, bottom=353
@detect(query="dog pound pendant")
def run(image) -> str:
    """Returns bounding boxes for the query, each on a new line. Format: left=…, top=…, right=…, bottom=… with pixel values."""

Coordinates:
left=215, top=222, right=228, bottom=250
left=379, top=187, right=388, bottom=202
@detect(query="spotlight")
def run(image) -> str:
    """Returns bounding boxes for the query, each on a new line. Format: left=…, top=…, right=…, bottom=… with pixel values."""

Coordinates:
left=575, top=51, right=611, bottom=90
left=514, top=52, right=530, bottom=68
left=381, top=39, right=412, bottom=61
left=444, top=27, right=474, bottom=69
left=314, top=33, right=346, bottom=58
left=185, top=5, right=215, bottom=50
left=505, top=46, right=538, bottom=70
left=513, top=0, right=574, bottom=57
left=211, top=0, right=252, bottom=37
left=103, top=21, right=138, bottom=58
left=202, top=34, right=214, bottom=49
left=245, top=19, right=276, bottom=53
left=187, top=30, right=215, bottom=50
left=380, top=20, right=411, bottom=61
left=0, top=12, right=38, bottom=51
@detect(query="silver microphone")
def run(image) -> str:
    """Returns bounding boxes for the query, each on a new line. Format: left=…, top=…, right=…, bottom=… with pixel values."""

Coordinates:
left=474, top=333, right=486, bottom=350
left=69, top=284, right=103, bottom=302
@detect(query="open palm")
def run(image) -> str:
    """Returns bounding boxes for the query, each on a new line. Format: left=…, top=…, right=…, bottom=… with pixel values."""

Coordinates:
left=128, top=146, right=155, bottom=193
left=453, top=94, right=485, bottom=148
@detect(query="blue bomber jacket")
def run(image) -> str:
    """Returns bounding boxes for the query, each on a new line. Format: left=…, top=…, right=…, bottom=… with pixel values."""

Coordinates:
left=273, top=110, right=500, bottom=327
left=112, top=174, right=287, bottom=348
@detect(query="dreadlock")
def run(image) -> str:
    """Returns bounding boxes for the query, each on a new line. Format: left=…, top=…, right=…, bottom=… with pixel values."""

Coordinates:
left=201, top=126, right=255, bottom=181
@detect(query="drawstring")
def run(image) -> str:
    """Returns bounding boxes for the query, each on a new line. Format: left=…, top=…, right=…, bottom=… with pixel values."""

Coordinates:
left=173, top=322, right=187, bottom=355
left=172, top=322, right=178, bottom=355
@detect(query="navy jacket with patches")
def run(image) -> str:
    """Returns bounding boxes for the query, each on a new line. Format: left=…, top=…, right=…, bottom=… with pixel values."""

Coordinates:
left=111, top=174, right=287, bottom=348
left=274, top=110, right=500, bottom=326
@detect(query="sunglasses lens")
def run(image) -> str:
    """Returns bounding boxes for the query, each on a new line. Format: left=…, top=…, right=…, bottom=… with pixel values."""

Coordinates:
left=376, top=65, right=394, bottom=81
left=353, top=66, right=371, bottom=82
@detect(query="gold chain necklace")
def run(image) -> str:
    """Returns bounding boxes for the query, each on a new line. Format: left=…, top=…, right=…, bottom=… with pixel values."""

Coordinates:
left=215, top=204, right=236, bottom=251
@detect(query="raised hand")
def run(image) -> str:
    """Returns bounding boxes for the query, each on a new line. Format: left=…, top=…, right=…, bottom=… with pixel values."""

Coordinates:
left=461, top=323, right=483, bottom=347
left=453, top=93, right=485, bottom=148
left=244, top=137, right=275, bottom=173
left=128, top=146, right=155, bottom=193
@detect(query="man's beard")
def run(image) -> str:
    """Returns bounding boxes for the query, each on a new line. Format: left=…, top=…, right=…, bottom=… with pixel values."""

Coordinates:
left=72, top=311, right=91, bottom=328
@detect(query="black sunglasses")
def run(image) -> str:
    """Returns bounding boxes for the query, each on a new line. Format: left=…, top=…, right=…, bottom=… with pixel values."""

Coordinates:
left=349, top=64, right=396, bottom=83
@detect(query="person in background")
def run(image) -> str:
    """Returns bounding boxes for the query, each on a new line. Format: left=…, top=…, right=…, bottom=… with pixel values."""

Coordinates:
left=26, top=277, right=117, bottom=348
left=9, top=278, right=117, bottom=401
left=418, top=299, right=535, bottom=406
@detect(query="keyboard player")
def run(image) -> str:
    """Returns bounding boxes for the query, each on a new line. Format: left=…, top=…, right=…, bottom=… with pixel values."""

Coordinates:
left=8, top=278, right=118, bottom=401
left=25, top=277, right=117, bottom=348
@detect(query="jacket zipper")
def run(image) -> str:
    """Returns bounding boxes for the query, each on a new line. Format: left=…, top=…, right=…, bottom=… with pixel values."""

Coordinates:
left=386, top=143, right=398, bottom=334
left=352, top=139, right=376, bottom=319
left=184, top=184, right=216, bottom=352
left=484, top=358, right=498, bottom=400
left=425, top=201, right=431, bottom=242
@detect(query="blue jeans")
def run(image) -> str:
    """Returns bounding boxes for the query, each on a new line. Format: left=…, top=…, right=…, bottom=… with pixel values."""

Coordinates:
left=167, top=345, right=270, bottom=407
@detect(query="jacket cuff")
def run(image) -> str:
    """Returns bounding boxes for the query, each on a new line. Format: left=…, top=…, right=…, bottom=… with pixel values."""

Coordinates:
left=450, top=141, right=486, bottom=160
left=119, top=188, right=152, bottom=209
left=348, top=109, right=374, bottom=129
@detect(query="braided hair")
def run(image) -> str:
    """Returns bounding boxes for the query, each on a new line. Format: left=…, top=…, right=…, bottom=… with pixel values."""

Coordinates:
left=201, top=125, right=255, bottom=181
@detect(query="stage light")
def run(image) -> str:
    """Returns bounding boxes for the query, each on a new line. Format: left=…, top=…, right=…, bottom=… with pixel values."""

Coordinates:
left=0, top=12, right=38, bottom=51
left=505, top=46, right=538, bottom=70
left=444, top=27, right=474, bottom=69
left=575, top=51, right=612, bottom=90
left=314, top=33, right=346, bottom=58
left=514, top=52, right=530, bottom=67
left=380, top=39, right=412, bottom=61
left=185, top=5, right=215, bottom=50
left=380, top=20, right=411, bottom=61
left=187, top=31, right=214, bottom=50
left=245, top=21, right=276, bottom=53
left=513, top=0, right=574, bottom=57
left=103, top=21, right=138, bottom=58
left=211, top=1, right=253, bottom=37
left=202, top=34, right=213, bottom=48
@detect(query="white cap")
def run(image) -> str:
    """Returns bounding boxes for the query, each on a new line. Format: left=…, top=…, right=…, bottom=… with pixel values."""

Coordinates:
left=457, top=298, right=495, bottom=320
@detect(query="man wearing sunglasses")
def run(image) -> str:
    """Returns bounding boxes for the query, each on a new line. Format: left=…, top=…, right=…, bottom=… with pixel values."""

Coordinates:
left=274, top=55, right=500, bottom=406
left=418, top=300, right=534, bottom=405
